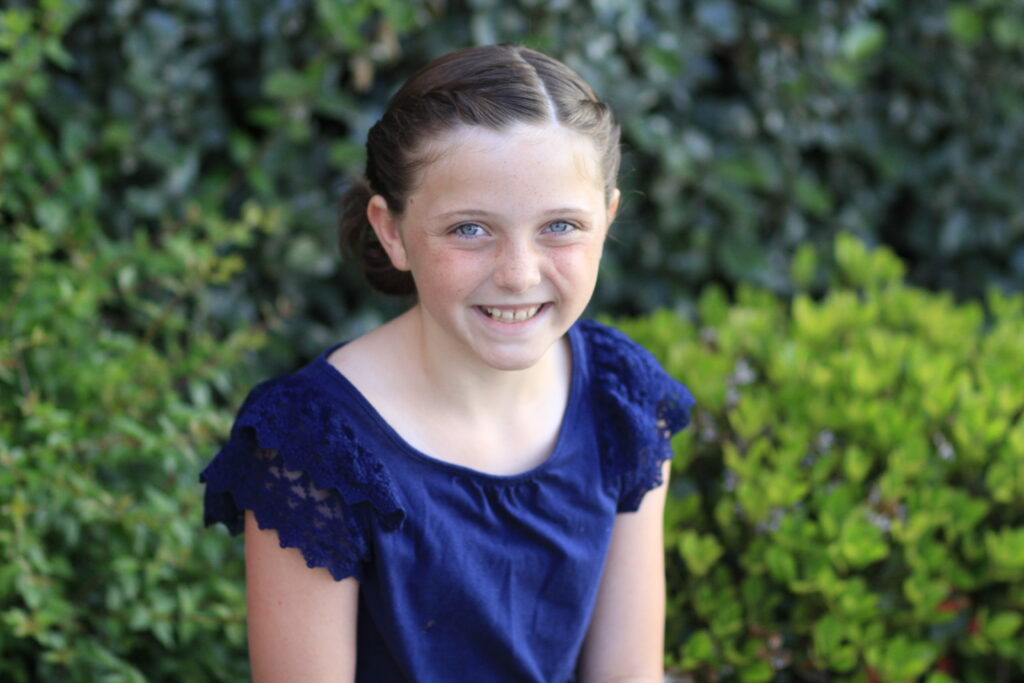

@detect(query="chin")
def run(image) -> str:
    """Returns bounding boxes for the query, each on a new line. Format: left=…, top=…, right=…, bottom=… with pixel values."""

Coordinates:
left=477, top=348, right=548, bottom=373
left=468, top=333, right=560, bottom=371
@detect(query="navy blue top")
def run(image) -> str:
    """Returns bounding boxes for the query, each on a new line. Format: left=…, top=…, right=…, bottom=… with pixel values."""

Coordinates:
left=200, top=319, right=694, bottom=682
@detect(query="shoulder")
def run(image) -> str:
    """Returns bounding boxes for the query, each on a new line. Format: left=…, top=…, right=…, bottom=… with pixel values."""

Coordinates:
left=323, top=317, right=395, bottom=381
left=249, top=364, right=401, bottom=506
left=233, top=366, right=332, bottom=437
left=574, top=318, right=690, bottom=406
left=574, top=318, right=696, bottom=512
left=226, top=365, right=374, bottom=483
left=201, top=356, right=406, bottom=542
left=574, top=318, right=664, bottom=370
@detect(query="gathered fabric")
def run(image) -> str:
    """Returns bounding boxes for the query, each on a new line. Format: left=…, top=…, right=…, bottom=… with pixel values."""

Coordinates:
left=200, top=318, right=694, bottom=682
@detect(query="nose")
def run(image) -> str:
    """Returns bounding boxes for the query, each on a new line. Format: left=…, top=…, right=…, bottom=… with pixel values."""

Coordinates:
left=493, top=237, right=542, bottom=293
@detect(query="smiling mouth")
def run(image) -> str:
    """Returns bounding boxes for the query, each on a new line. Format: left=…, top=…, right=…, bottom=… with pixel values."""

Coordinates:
left=479, top=304, right=544, bottom=323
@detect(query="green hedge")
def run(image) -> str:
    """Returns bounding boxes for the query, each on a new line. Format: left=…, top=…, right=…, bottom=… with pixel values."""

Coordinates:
left=3, top=0, right=1022, bottom=361
left=3, top=8, right=259, bottom=677
left=618, top=236, right=1024, bottom=682
left=2, top=152, right=263, bottom=680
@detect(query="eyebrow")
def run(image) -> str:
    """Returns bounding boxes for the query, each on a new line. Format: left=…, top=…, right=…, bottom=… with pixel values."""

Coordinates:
left=433, top=207, right=593, bottom=221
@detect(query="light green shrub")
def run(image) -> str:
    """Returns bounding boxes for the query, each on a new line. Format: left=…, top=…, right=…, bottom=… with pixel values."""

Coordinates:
left=619, top=235, right=1024, bottom=682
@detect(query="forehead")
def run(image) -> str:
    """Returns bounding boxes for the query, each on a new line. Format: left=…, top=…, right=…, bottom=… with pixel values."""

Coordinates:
left=406, top=124, right=606, bottom=214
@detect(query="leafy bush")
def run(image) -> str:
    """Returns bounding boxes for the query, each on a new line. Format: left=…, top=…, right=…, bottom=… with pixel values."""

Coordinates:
left=1, top=212, right=259, bottom=682
left=6, top=0, right=1022, bottom=361
left=619, top=235, right=1024, bottom=682
left=2, top=203, right=261, bottom=675
left=1, top=2, right=265, bottom=678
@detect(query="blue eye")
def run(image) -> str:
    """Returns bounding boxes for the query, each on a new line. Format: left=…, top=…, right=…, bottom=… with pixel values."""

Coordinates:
left=544, top=221, right=575, bottom=234
left=453, top=223, right=485, bottom=238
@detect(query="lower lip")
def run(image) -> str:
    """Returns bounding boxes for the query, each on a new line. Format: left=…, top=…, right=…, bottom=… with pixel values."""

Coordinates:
left=474, top=303, right=549, bottom=331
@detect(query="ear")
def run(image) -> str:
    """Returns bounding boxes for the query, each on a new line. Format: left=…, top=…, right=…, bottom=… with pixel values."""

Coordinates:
left=606, top=188, right=621, bottom=225
left=367, top=194, right=410, bottom=271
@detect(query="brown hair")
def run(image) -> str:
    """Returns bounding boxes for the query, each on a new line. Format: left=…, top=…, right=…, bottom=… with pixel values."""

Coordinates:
left=339, top=44, right=621, bottom=295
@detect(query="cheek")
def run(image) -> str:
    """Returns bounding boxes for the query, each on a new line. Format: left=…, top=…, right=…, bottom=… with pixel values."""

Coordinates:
left=550, top=240, right=605, bottom=282
left=411, top=247, right=488, bottom=298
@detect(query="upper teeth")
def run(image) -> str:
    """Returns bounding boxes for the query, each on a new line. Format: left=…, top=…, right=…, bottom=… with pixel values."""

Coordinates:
left=483, top=305, right=541, bottom=322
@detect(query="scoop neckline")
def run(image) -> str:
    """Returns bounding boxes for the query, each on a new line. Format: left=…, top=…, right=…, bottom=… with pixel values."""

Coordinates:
left=313, top=323, right=585, bottom=484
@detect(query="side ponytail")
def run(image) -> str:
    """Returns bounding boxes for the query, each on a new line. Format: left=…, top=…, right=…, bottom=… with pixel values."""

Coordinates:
left=338, top=178, right=415, bottom=296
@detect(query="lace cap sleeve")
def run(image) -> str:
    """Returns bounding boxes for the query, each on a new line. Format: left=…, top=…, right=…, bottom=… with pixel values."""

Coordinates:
left=582, top=320, right=696, bottom=512
left=199, top=376, right=406, bottom=581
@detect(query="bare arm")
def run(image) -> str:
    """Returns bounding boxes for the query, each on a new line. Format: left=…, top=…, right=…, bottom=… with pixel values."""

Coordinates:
left=244, top=510, right=359, bottom=682
left=579, top=460, right=671, bottom=683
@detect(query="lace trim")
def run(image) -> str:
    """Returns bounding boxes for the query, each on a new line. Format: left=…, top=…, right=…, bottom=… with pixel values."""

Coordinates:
left=582, top=320, right=695, bottom=512
left=201, top=377, right=406, bottom=581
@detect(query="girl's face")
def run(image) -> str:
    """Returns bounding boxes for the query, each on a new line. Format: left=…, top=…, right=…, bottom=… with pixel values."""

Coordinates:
left=370, top=123, right=619, bottom=372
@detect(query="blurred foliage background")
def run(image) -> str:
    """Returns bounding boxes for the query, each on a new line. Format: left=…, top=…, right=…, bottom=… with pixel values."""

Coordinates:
left=2, top=0, right=1022, bottom=680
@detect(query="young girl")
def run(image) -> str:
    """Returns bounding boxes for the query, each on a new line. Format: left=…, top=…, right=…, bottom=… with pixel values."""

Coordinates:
left=201, top=44, right=694, bottom=682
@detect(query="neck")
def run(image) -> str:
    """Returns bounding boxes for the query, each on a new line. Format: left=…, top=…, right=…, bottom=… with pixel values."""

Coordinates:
left=397, top=305, right=569, bottom=422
